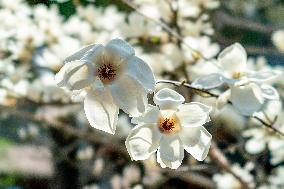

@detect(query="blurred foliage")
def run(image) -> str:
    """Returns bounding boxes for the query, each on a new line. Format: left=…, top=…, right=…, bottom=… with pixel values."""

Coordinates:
left=0, top=138, right=13, bottom=150
left=0, top=175, right=17, bottom=189
left=27, top=0, right=130, bottom=18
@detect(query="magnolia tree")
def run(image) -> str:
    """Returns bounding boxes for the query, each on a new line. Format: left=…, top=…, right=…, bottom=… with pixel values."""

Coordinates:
left=1, top=0, right=284, bottom=189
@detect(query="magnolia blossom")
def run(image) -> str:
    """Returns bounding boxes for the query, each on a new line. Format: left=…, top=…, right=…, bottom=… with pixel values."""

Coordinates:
left=55, top=39, right=155, bottom=134
left=193, top=43, right=280, bottom=116
left=125, top=88, right=212, bottom=169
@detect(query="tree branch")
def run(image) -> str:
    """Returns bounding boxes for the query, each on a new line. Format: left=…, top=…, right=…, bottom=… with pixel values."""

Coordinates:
left=0, top=107, right=129, bottom=158
left=120, top=0, right=209, bottom=61
left=209, top=142, right=250, bottom=189
left=156, top=79, right=219, bottom=98
left=212, top=11, right=277, bottom=35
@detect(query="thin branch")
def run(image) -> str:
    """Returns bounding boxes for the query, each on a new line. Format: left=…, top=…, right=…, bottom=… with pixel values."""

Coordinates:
left=209, top=142, right=250, bottom=189
left=156, top=79, right=219, bottom=98
left=120, top=0, right=209, bottom=61
left=253, top=115, right=284, bottom=138
left=1, top=107, right=129, bottom=158
left=212, top=11, right=278, bottom=35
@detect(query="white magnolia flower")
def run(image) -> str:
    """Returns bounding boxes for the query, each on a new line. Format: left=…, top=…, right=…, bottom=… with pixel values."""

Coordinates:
left=193, top=43, right=280, bottom=116
left=55, top=39, right=155, bottom=134
left=125, top=88, right=212, bottom=169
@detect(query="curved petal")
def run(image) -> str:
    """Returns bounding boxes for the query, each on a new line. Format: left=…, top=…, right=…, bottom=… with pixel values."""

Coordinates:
left=218, top=43, right=247, bottom=73
left=192, top=73, right=224, bottom=89
left=125, top=56, right=156, bottom=92
left=125, top=124, right=161, bottom=160
left=154, top=88, right=185, bottom=110
left=183, top=127, right=211, bottom=161
left=179, top=126, right=201, bottom=147
left=64, top=44, right=99, bottom=63
left=176, top=102, right=211, bottom=127
left=84, top=88, right=119, bottom=134
left=261, top=84, right=279, bottom=100
left=81, top=45, right=104, bottom=64
left=231, top=83, right=264, bottom=116
left=131, top=105, right=160, bottom=124
left=106, top=38, right=135, bottom=59
left=157, top=135, right=184, bottom=169
left=216, top=89, right=230, bottom=110
left=109, top=75, right=148, bottom=117
left=55, top=60, right=94, bottom=90
left=245, top=138, right=266, bottom=155
left=247, top=70, right=282, bottom=82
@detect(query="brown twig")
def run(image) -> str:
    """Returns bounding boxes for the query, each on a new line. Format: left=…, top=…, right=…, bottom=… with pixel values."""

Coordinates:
left=120, top=0, right=209, bottom=61
left=1, top=107, right=129, bottom=157
left=212, top=11, right=278, bottom=35
left=209, top=142, right=250, bottom=189
left=253, top=115, right=284, bottom=138
left=156, top=79, right=219, bottom=98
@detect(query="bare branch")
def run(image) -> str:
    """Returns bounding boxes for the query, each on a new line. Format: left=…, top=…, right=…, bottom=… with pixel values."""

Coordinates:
left=212, top=11, right=277, bottom=35
left=209, top=142, right=250, bottom=189
left=253, top=115, right=284, bottom=138
left=120, top=0, right=209, bottom=61
left=156, top=79, right=219, bottom=98
left=0, top=107, right=129, bottom=158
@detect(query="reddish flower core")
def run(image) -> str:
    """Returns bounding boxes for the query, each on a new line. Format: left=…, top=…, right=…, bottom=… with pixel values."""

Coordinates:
left=158, top=116, right=180, bottom=134
left=97, top=64, right=116, bottom=83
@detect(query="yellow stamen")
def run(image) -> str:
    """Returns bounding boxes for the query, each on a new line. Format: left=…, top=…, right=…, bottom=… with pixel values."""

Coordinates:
left=158, top=115, right=180, bottom=134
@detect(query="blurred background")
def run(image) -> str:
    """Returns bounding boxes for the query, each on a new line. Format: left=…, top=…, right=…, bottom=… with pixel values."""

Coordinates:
left=0, top=0, right=284, bottom=188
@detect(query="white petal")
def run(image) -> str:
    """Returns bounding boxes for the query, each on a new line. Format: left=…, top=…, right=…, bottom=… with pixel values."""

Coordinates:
left=125, top=56, right=156, bottom=92
left=192, top=73, right=224, bottom=89
left=91, top=77, right=105, bottom=91
left=221, top=77, right=246, bottom=86
left=176, top=102, right=211, bottom=127
left=81, top=45, right=104, bottom=64
left=260, top=84, right=279, bottom=100
left=106, top=38, right=135, bottom=59
left=55, top=60, right=94, bottom=90
left=69, top=89, right=87, bottom=102
left=245, top=138, right=266, bottom=154
left=183, top=127, right=212, bottom=161
left=131, top=105, right=160, bottom=124
left=179, top=126, right=201, bottom=147
left=247, top=70, right=282, bottom=82
left=64, top=44, right=99, bottom=63
left=231, top=83, right=264, bottom=116
left=84, top=88, right=118, bottom=134
left=218, top=43, right=247, bottom=73
left=154, top=88, right=185, bottom=110
left=157, top=135, right=184, bottom=169
left=109, top=75, right=147, bottom=117
left=125, top=124, right=161, bottom=160
left=216, top=89, right=230, bottom=110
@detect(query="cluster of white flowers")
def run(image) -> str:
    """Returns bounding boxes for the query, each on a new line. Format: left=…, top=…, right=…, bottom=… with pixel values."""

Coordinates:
left=0, top=0, right=128, bottom=105
left=1, top=0, right=284, bottom=188
left=193, top=43, right=280, bottom=116
left=0, top=0, right=220, bottom=104
left=56, top=38, right=212, bottom=169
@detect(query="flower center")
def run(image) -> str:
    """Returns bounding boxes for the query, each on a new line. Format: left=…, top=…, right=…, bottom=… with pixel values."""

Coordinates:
left=97, top=64, right=117, bottom=83
left=158, top=115, right=180, bottom=134
left=232, top=71, right=245, bottom=80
